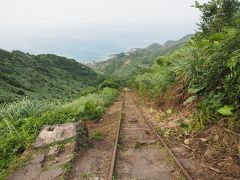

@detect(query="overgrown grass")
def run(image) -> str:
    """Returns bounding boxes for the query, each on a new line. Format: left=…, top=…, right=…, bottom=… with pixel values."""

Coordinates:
left=0, top=87, right=118, bottom=179
left=0, top=98, right=61, bottom=122
left=134, top=1, right=240, bottom=131
left=90, top=130, right=104, bottom=141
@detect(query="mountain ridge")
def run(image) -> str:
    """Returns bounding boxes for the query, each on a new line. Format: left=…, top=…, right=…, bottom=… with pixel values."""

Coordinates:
left=90, top=34, right=193, bottom=79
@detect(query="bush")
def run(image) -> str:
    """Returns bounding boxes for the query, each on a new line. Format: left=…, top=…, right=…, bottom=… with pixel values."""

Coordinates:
left=0, top=88, right=118, bottom=178
left=82, top=101, right=104, bottom=120
left=134, top=0, right=240, bottom=130
left=99, top=79, right=119, bottom=89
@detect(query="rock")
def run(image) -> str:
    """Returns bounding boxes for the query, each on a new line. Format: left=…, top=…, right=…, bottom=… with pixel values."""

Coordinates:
left=48, top=145, right=60, bottom=156
left=213, top=135, right=219, bottom=141
left=9, top=158, right=43, bottom=180
left=204, top=148, right=217, bottom=159
left=65, top=141, right=78, bottom=154
left=76, top=123, right=89, bottom=147
left=34, top=121, right=88, bottom=148
left=184, top=139, right=190, bottom=145
left=10, top=122, right=88, bottom=180
left=55, top=155, right=74, bottom=166
left=8, top=168, right=26, bottom=180
left=31, top=154, right=45, bottom=164
left=38, top=166, right=63, bottom=180
left=25, top=163, right=42, bottom=180
left=179, top=159, right=191, bottom=170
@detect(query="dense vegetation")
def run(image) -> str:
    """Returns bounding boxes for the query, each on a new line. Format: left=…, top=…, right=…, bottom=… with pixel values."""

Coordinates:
left=0, top=49, right=103, bottom=103
left=0, top=87, right=118, bottom=178
left=134, top=0, right=240, bottom=130
left=0, top=49, right=119, bottom=178
left=92, top=34, right=192, bottom=80
left=1, top=0, right=239, bottom=178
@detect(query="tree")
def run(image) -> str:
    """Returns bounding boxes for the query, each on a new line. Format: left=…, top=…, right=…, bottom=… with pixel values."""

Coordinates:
left=195, top=0, right=240, bottom=34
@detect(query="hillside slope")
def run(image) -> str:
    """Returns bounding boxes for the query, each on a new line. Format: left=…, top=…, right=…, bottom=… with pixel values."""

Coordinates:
left=0, top=49, right=103, bottom=103
left=134, top=1, right=240, bottom=178
left=92, top=34, right=193, bottom=79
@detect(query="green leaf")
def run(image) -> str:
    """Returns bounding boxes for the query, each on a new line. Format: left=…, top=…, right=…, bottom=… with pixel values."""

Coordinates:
left=227, top=52, right=239, bottom=71
left=188, top=87, right=204, bottom=94
left=217, top=105, right=234, bottom=116
left=183, top=96, right=196, bottom=105
left=208, top=32, right=225, bottom=41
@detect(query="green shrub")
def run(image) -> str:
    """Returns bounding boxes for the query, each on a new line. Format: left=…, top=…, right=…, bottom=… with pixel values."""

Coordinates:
left=99, top=79, right=119, bottom=89
left=134, top=0, right=240, bottom=130
left=0, top=88, right=118, bottom=179
left=90, top=130, right=104, bottom=141
left=82, top=101, right=104, bottom=120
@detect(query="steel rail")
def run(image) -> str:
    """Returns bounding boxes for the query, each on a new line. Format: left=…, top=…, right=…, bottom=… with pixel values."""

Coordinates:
left=108, top=96, right=124, bottom=180
left=129, top=92, right=193, bottom=180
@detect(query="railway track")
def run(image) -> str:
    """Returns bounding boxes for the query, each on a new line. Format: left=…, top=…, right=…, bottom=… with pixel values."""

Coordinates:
left=108, top=90, right=192, bottom=180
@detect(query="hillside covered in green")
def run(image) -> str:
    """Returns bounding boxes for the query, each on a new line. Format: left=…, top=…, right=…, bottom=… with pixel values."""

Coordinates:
left=1, top=0, right=240, bottom=178
left=0, top=87, right=118, bottom=178
left=134, top=0, right=240, bottom=130
left=92, top=34, right=193, bottom=80
left=0, top=50, right=103, bottom=103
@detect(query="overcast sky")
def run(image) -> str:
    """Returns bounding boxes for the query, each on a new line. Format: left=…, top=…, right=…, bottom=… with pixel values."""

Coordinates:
left=0, top=0, right=209, bottom=61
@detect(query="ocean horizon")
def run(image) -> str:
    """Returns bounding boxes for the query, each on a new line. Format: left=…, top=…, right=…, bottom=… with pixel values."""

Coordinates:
left=0, top=24, right=196, bottom=62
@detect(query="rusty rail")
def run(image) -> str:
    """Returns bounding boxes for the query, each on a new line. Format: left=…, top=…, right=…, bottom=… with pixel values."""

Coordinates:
left=108, top=96, right=124, bottom=180
left=108, top=91, right=192, bottom=180
left=129, top=92, right=193, bottom=180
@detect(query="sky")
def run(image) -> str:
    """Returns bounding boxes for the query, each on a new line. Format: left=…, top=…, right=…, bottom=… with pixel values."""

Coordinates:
left=0, top=0, right=209, bottom=61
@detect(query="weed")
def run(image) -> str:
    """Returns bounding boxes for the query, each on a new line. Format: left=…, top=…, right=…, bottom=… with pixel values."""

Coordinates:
left=134, top=1, right=240, bottom=134
left=90, top=130, right=104, bottom=141
left=176, top=171, right=187, bottom=180
left=117, top=143, right=124, bottom=151
left=80, top=172, right=92, bottom=178
left=64, top=161, right=73, bottom=176
left=0, top=88, right=118, bottom=179
left=228, top=118, right=237, bottom=129
left=112, top=175, right=118, bottom=180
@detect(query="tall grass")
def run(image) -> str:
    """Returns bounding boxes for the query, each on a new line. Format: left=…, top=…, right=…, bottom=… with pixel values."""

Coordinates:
left=134, top=64, right=174, bottom=98
left=134, top=27, right=240, bottom=131
left=0, top=98, right=61, bottom=121
left=0, top=87, right=118, bottom=179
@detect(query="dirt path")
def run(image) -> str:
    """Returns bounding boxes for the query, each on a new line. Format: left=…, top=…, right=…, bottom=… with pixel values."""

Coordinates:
left=68, top=91, right=187, bottom=180
left=69, top=95, right=123, bottom=180
left=114, top=91, right=183, bottom=180
left=131, top=91, right=239, bottom=180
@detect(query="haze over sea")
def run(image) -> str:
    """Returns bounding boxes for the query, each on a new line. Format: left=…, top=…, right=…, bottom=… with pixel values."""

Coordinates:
left=0, top=23, right=196, bottom=62
left=0, top=0, right=208, bottom=62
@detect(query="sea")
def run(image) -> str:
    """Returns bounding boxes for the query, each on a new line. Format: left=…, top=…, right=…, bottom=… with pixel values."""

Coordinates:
left=0, top=24, right=195, bottom=62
